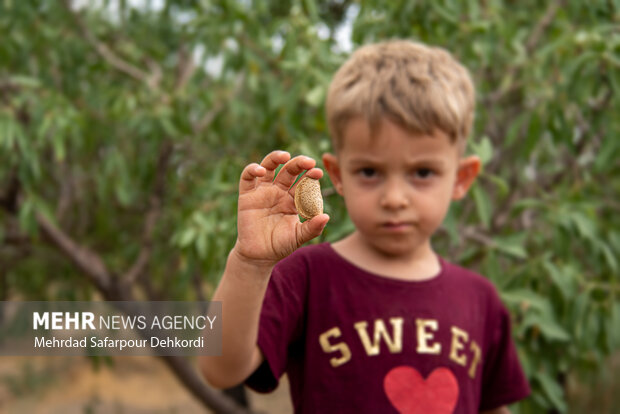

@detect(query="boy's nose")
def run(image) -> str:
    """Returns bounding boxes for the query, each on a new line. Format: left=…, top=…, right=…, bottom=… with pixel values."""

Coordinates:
left=380, top=180, right=409, bottom=210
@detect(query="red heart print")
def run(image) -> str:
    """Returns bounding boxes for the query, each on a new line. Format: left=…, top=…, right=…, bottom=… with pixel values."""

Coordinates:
left=383, top=366, right=459, bottom=414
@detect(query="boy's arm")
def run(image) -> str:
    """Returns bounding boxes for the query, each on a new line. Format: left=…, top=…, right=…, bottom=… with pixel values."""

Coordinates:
left=199, top=249, right=272, bottom=389
left=199, top=151, right=329, bottom=389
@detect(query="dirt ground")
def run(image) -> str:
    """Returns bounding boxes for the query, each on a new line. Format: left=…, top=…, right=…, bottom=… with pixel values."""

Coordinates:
left=0, top=355, right=292, bottom=413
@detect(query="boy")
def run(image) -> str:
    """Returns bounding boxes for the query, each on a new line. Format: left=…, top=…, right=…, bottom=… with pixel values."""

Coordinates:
left=200, top=40, right=530, bottom=413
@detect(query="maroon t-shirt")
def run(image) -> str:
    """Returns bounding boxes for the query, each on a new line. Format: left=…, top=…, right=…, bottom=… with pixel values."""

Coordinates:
left=245, top=243, right=530, bottom=413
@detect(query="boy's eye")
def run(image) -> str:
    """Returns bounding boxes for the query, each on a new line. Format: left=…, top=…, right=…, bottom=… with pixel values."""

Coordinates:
left=415, top=168, right=434, bottom=179
left=359, top=168, right=376, bottom=178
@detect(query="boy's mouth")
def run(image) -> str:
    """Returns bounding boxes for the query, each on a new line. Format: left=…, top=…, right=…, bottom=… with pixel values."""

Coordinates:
left=382, top=221, right=412, bottom=231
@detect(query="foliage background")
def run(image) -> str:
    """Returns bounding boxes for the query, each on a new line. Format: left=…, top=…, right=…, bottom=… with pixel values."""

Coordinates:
left=0, top=0, right=618, bottom=412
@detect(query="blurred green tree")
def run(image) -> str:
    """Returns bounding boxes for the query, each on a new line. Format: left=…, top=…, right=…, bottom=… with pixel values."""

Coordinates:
left=0, top=0, right=618, bottom=412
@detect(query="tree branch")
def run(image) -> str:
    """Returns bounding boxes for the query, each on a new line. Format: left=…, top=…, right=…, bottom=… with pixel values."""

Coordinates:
left=55, top=161, right=74, bottom=224
left=525, top=1, right=563, bottom=54
left=193, top=73, right=245, bottom=134
left=239, top=33, right=283, bottom=77
left=461, top=226, right=495, bottom=248
left=483, top=0, right=563, bottom=105
left=123, top=140, right=174, bottom=286
left=161, top=355, right=256, bottom=414
left=36, top=213, right=112, bottom=293
left=61, top=0, right=160, bottom=89
left=175, top=43, right=197, bottom=93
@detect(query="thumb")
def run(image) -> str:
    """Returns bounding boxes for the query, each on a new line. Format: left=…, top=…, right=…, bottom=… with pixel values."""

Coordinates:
left=297, top=214, right=330, bottom=246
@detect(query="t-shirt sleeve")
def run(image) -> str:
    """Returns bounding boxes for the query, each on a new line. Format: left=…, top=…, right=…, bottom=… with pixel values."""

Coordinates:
left=244, top=250, right=308, bottom=393
left=479, top=296, right=531, bottom=410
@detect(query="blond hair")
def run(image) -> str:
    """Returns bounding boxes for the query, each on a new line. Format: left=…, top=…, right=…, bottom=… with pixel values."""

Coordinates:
left=326, top=40, right=475, bottom=150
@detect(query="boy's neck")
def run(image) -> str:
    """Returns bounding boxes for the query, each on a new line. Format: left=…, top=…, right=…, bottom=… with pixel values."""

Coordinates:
left=331, top=232, right=441, bottom=282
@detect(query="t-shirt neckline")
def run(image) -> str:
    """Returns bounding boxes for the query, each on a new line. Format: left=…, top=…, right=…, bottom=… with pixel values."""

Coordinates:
left=321, top=242, right=447, bottom=288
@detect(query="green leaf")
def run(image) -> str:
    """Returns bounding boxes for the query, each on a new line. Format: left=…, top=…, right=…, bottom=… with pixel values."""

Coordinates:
left=523, top=313, right=570, bottom=342
left=493, top=234, right=527, bottom=259
left=542, top=260, right=575, bottom=300
left=612, top=303, right=620, bottom=349
left=52, top=135, right=66, bottom=162
left=178, top=228, right=197, bottom=248
left=305, top=85, right=325, bottom=107
left=441, top=207, right=460, bottom=244
left=303, top=0, right=319, bottom=21
left=470, top=135, right=493, bottom=166
left=0, top=116, right=13, bottom=149
left=570, top=292, right=589, bottom=340
left=485, top=174, right=509, bottom=197
left=159, top=117, right=178, bottom=137
left=471, top=184, right=491, bottom=229
left=501, top=289, right=548, bottom=313
left=535, top=372, right=567, bottom=413
left=8, top=75, right=41, bottom=88
left=597, top=240, right=618, bottom=273
left=569, top=211, right=597, bottom=242
left=17, top=197, right=37, bottom=237
left=196, top=233, right=208, bottom=259
left=430, top=2, right=459, bottom=24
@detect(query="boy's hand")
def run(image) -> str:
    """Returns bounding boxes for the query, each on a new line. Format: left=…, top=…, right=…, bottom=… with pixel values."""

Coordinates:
left=233, top=150, right=330, bottom=267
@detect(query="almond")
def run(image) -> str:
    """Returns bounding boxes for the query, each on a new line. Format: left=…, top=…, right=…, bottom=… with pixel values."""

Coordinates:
left=294, top=177, right=323, bottom=220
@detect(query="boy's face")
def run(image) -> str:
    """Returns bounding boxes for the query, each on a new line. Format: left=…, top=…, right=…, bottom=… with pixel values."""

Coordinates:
left=323, top=117, right=480, bottom=259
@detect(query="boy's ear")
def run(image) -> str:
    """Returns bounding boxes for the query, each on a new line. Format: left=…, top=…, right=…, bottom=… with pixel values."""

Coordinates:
left=452, top=155, right=481, bottom=200
left=322, top=153, right=344, bottom=196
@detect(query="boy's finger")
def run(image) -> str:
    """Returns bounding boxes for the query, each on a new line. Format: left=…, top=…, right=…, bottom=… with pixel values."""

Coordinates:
left=296, top=214, right=330, bottom=245
left=239, top=163, right=266, bottom=194
left=273, top=156, right=316, bottom=191
left=288, top=168, right=324, bottom=198
left=258, top=150, right=290, bottom=183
